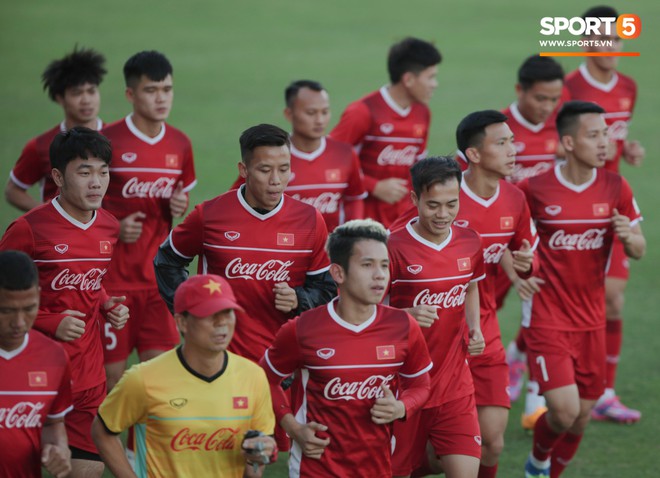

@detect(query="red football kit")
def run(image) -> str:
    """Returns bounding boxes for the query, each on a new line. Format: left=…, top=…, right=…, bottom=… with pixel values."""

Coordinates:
left=331, top=86, right=430, bottom=228
left=101, top=115, right=196, bottom=360
left=519, top=165, right=641, bottom=397
left=0, top=331, right=73, bottom=478
left=388, top=222, right=485, bottom=470
left=229, top=136, right=366, bottom=231
left=169, top=187, right=330, bottom=362
left=261, top=300, right=432, bottom=478
left=9, top=119, right=104, bottom=203
left=0, top=198, right=119, bottom=452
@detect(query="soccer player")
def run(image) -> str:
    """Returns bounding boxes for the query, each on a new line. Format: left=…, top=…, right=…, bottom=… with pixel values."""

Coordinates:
left=100, top=50, right=196, bottom=391
left=259, top=219, right=432, bottom=477
left=520, top=101, right=645, bottom=478
left=565, top=5, right=645, bottom=423
left=0, top=127, right=129, bottom=477
left=388, top=157, right=485, bottom=478
left=230, top=80, right=366, bottom=231
left=0, top=251, right=73, bottom=478
left=92, top=274, right=276, bottom=478
left=330, top=37, right=441, bottom=228
left=5, top=47, right=107, bottom=211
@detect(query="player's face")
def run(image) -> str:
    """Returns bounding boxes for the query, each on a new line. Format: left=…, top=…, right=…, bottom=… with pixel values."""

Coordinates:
left=584, top=33, right=622, bottom=72
left=406, top=65, right=438, bottom=105
left=516, top=80, right=564, bottom=125
left=473, top=122, right=517, bottom=177
left=336, top=239, right=389, bottom=306
left=53, top=157, right=109, bottom=220
left=412, top=177, right=459, bottom=242
left=286, top=88, right=331, bottom=141
left=566, top=113, right=609, bottom=168
left=239, top=145, right=291, bottom=211
left=127, top=74, right=173, bottom=123
left=178, top=309, right=236, bottom=354
left=57, top=82, right=100, bottom=126
left=0, top=286, right=39, bottom=352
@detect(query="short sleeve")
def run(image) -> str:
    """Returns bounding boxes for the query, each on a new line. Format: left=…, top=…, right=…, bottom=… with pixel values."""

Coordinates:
left=47, top=349, right=73, bottom=419
left=471, top=234, right=486, bottom=282
left=330, top=101, right=372, bottom=147
left=0, top=218, right=35, bottom=255
left=307, top=209, right=330, bottom=275
left=170, top=203, right=205, bottom=259
left=262, top=318, right=302, bottom=378
left=399, top=315, right=433, bottom=378
left=250, top=367, right=276, bottom=436
left=344, top=149, right=367, bottom=201
left=10, top=139, right=48, bottom=189
left=619, top=177, right=642, bottom=226
left=511, top=197, right=539, bottom=252
left=97, top=365, right=148, bottom=433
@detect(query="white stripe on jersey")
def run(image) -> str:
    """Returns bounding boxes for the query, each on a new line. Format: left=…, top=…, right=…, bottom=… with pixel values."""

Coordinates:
left=33, top=258, right=112, bottom=263
left=305, top=363, right=404, bottom=370
left=109, top=167, right=183, bottom=174
left=392, top=272, right=474, bottom=284
left=286, top=183, right=348, bottom=191
left=538, top=219, right=611, bottom=224
left=400, top=361, right=433, bottom=378
left=0, top=391, right=58, bottom=395
left=363, top=135, right=424, bottom=143
left=203, top=243, right=313, bottom=254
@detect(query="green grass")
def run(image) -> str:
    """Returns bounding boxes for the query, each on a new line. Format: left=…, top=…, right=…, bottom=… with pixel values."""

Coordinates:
left=2, top=1, right=659, bottom=476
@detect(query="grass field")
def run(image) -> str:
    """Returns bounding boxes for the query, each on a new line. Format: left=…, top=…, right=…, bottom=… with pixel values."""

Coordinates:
left=1, top=1, right=659, bottom=476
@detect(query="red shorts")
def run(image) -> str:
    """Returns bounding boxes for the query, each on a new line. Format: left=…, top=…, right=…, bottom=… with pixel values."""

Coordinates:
left=392, top=394, right=481, bottom=476
left=469, top=344, right=511, bottom=408
left=102, top=288, right=179, bottom=363
left=606, top=236, right=630, bottom=280
left=66, top=382, right=106, bottom=453
left=523, top=327, right=606, bottom=400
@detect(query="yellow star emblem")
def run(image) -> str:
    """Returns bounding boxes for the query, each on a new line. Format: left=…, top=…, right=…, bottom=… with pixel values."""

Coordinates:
left=203, top=279, right=222, bottom=295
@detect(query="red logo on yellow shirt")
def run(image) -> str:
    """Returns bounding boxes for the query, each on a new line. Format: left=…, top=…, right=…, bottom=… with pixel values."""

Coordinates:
left=29, top=371, right=47, bottom=387
left=376, top=345, right=395, bottom=360
left=166, top=154, right=180, bottom=168
left=233, top=397, right=248, bottom=409
left=100, top=241, right=112, bottom=254
left=277, top=233, right=294, bottom=246
left=593, top=203, right=610, bottom=217
left=457, top=257, right=471, bottom=272
left=500, top=217, right=514, bottom=230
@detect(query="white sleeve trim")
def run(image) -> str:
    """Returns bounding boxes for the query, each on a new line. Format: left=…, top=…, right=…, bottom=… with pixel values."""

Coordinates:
left=344, top=192, right=368, bottom=201
left=264, top=349, right=291, bottom=378
left=47, top=404, right=74, bottom=419
left=168, top=231, right=194, bottom=259
left=9, top=171, right=32, bottom=190
left=630, top=217, right=643, bottom=227
left=530, top=236, right=540, bottom=253
left=400, top=361, right=433, bottom=378
left=182, top=179, right=198, bottom=194
left=470, top=273, right=487, bottom=283
left=306, top=265, right=331, bottom=275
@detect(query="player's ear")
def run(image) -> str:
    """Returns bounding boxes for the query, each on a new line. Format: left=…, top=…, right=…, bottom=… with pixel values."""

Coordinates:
left=515, top=83, right=524, bottom=99
left=410, top=189, right=419, bottom=206
left=401, top=71, right=415, bottom=88
left=51, top=168, right=64, bottom=188
left=125, top=87, right=135, bottom=105
left=238, top=161, right=248, bottom=180
left=174, top=313, right=187, bottom=334
left=329, top=263, right=345, bottom=285
left=560, top=134, right=574, bottom=153
left=284, top=107, right=293, bottom=123
left=465, top=147, right=480, bottom=164
left=55, top=94, right=65, bottom=107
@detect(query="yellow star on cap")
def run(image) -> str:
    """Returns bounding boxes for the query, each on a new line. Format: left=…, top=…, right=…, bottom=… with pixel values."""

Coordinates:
left=203, top=279, right=222, bottom=295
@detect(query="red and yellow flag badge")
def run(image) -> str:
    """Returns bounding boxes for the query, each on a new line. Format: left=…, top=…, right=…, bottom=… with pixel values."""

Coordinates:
left=233, top=397, right=248, bottom=409
left=165, top=154, right=180, bottom=168
left=376, top=345, right=395, bottom=360
left=593, top=203, right=610, bottom=217
left=325, top=169, right=341, bottom=182
left=500, top=217, right=514, bottom=230
left=99, top=241, right=112, bottom=254
left=29, top=371, right=47, bottom=387
left=457, top=257, right=471, bottom=272
left=277, top=233, right=294, bottom=246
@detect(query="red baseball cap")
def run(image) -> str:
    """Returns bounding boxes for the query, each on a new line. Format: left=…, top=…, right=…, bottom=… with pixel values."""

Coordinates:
left=174, top=274, right=244, bottom=317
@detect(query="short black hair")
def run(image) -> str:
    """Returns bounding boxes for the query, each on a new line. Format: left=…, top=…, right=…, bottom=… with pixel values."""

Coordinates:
left=239, top=124, right=290, bottom=164
left=456, top=110, right=509, bottom=156
left=0, top=251, right=39, bottom=291
left=326, top=219, right=388, bottom=272
left=285, top=80, right=325, bottom=108
left=518, top=55, right=564, bottom=90
left=410, top=156, right=462, bottom=197
left=41, top=47, right=106, bottom=101
left=124, top=50, right=173, bottom=88
left=582, top=5, right=618, bottom=20
left=50, top=126, right=112, bottom=172
left=556, top=100, right=606, bottom=137
left=388, top=37, right=442, bottom=84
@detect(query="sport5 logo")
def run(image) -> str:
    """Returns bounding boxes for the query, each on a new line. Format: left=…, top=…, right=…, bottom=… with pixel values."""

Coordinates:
left=170, top=427, right=239, bottom=452
left=376, top=145, right=418, bottom=166
left=548, top=228, right=607, bottom=251
left=290, top=192, right=341, bottom=214
left=324, top=374, right=395, bottom=401
left=0, top=401, right=44, bottom=428
left=413, top=283, right=469, bottom=309
left=483, top=243, right=508, bottom=264
left=225, top=257, right=293, bottom=281
left=540, top=14, right=641, bottom=40
left=122, top=176, right=177, bottom=199
left=51, top=268, right=107, bottom=291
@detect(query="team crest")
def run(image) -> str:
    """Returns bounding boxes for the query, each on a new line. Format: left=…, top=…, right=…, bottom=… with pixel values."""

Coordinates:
left=317, top=348, right=335, bottom=360
left=28, top=372, right=47, bottom=387
left=407, top=264, right=423, bottom=275
left=233, top=397, right=248, bottom=409
left=99, top=241, right=112, bottom=254
left=457, top=257, right=471, bottom=272
left=225, top=231, right=240, bottom=241
left=169, top=398, right=188, bottom=409
left=380, top=123, right=394, bottom=134
left=454, top=220, right=469, bottom=228
left=325, top=169, right=341, bottom=182
left=593, top=203, right=610, bottom=217
left=121, top=152, right=137, bottom=163
left=545, top=205, right=562, bottom=216
left=500, top=217, right=514, bottom=230
left=277, top=233, right=294, bottom=246
left=54, top=244, right=68, bottom=254
left=376, top=345, right=395, bottom=360
left=412, top=124, right=425, bottom=137
left=165, top=154, right=179, bottom=168
left=474, top=436, right=482, bottom=446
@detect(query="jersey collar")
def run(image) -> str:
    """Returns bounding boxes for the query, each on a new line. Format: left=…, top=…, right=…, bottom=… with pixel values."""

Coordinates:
left=290, top=136, right=326, bottom=161
left=509, top=102, right=545, bottom=133
left=579, top=63, right=619, bottom=93
left=461, top=179, right=500, bottom=208
left=125, top=114, right=166, bottom=145
left=327, top=298, right=378, bottom=333
left=236, top=184, right=285, bottom=220
left=0, top=334, right=29, bottom=360
left=52, top=197, right=97, bottom=230
left=380, top=86, right=412, bottom=117
left=554, top=163, right=597, bottom=193
left=59, top=118, right=103, bottom=133
left=405, top=218, right=453, bottom=252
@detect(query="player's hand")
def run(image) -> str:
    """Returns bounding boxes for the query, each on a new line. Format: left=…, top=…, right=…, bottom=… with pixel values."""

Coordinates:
left=511, top=239, right=534, bottom=274
left=623, top=140, right=645, bottom=166
left=467, top=328, right=485, bottom=356
left=273, top=282, right=298, bottom=313
left=103, top=296, right=130, bottom=330
left=55, top=311, right=86, bottom=341
left=41, top=443, right=71, bottom=478
left=119, top=211, right=147, bottom=243
left=405, top=305, right=438, bottom=328
left=289, top=421, right=330, bottom=460
left=611, top=208, right=632, bottom=244
left=169, top=181, right=189, bottom=218
left=513, top=277, right=545, bottom=301
left=372, top=178, right=408, bottom=204
left=370, top=384, right=406, bottom=424
left=242, top=435, right=276, bottom=466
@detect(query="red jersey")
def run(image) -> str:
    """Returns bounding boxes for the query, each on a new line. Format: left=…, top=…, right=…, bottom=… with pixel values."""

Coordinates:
left=170, top=187, right=330, bottom=362
left=0, top=331, right=73, bottom=478
left=388, top=222, right=485, bottom=406
left=229, top=137, right=366, bottom=231
left=565, top=64, right=637, bottom=173
left=520, top=164, right=641, bottom=331
left=331, top=87, right=430, bottom=227
left=0, top=199, right=120, bottom=392
left=262, top=301, right=432, bottom=478
left=102, top=115, right=196, bottom=290
left=504, top=103, right=559, bottom=183
left=9, top=119, right=104, bottom=203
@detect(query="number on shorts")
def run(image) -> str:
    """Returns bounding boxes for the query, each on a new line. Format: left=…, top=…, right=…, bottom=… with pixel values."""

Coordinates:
left=536, top=355, right=549, bottom=382
left=104, top=322, right=117, bottom=351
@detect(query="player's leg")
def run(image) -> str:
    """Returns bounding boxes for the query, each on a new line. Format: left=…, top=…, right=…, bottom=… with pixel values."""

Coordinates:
left=392, top=409, right=428, bottom=478
left=476, top=406, right=507, bottom=477
left=66, top=383, right=107, bottom=478
left=549, top=397, right=595, bottom=478
left=437, top=454, right=480, bottom=478
left=520, top=323, right=546, bottom=430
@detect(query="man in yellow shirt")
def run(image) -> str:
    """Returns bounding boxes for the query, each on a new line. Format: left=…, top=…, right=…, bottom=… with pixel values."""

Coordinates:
left=92, top=274, right=276, bottom=477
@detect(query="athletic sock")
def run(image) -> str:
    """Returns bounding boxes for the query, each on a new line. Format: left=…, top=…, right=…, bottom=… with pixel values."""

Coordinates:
left=532, top=411, right=563, bottom=462
left=550, top=432, right=583, bottom=477
left=478, top=463, right=498, bottom=478
left=605, top=318, right=623, bottom=390
left=515, top=328, right=526, bottom=353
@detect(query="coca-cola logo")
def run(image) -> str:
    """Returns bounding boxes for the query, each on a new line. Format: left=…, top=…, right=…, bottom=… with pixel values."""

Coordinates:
left=376, top=145, right=419, bottom=166
left=51, top=268, right=107, bottom=291
left=511, top=162, right=553, bottom=182
left=290, top=192, right=341, bottom=214
left=413, top=284, right=469, bottom=309
left=122, top=176, right=177, bottom=199
left=483, top=243, right=507, bottom=264
left=0, top=402, right=44, bottom=429
left=324, top=374, right=394, bottom=401
left=607, top=120, right=629, bottom=141
left=225, top=257, right=293, bottom=281
left=548, top=228, right=607, bottom=251
left=170, top=427, right=238, bottom=452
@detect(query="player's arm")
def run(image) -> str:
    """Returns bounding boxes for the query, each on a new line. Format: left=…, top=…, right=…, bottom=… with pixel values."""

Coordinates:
left=613, top=212, right=645, bottom=260
left=465, top=281, right=485, bottom=356
left=291, top=271, right=337, bottom=314
left=91, top=416, right=137, bottom=478
left=41, top=418, right=71, bottom=478
left=4, top=178, right=39, bottom=211
left=154, top=236, right=192, bottom=313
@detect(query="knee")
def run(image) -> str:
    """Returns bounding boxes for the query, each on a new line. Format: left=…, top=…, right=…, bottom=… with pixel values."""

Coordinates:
left=482, top=435, right=504, bottom=459
left=548, top=408, right=579, bottom=431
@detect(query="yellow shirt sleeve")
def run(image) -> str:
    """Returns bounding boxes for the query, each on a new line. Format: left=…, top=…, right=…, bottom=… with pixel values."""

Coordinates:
left=250, top=366, right=275, bottom=436
left=98, top=364, right=148, bottom=433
